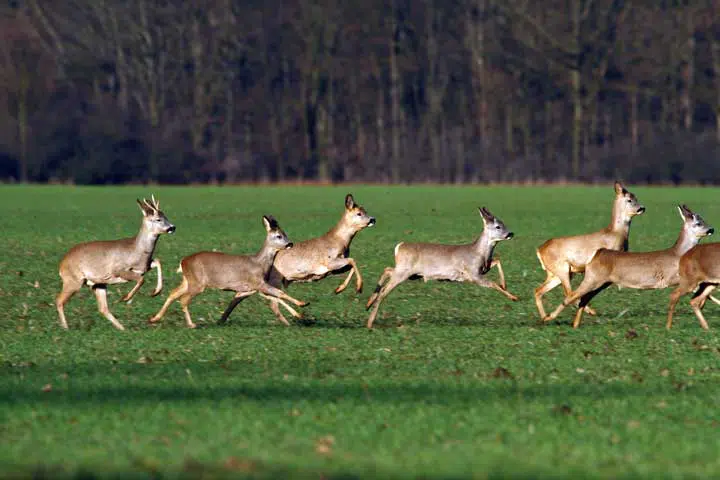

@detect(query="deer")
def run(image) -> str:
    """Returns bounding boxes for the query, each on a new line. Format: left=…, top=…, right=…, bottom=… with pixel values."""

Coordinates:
left=365, top=207, right=518, bottom=329
left=534, top=181, right=646, bottom=320
left=666, top=241, right=720, bottom=331
left=55, top=195, right=175, bottom=331
left=543, top=204, right=714, bottom=329
left=219, top=193, right=375, bottom=326
left=149, top=215, right=308, bottom=329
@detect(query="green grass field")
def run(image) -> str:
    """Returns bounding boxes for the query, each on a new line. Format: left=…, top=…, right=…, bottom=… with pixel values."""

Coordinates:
left=2, top=185, right=720, bottom=479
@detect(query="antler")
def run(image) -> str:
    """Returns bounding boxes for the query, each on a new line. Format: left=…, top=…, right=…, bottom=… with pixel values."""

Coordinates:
left=141, top=195, right=160, bottom=212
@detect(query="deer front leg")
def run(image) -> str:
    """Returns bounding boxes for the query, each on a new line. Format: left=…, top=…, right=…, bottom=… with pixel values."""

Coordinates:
left=473, top=276, right=519, bottom=302
left=259, top=283, right=309, bottom=307
left=367, top=270, right=411, bottom=329
left=93, top=285, right=125, bottom=330
left=259, top=294, right=299, bottom=325
left=118, top=271, right=144, bottom=303
left=329, top=257, right=363, bottom=294
left=488, top=259, right=506, bottom=289
left=150, top=259, right=163, bottom=296
left=366, top=267, right=394, bottom=309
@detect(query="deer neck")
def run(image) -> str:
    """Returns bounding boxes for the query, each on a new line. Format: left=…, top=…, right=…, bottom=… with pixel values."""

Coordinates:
left=608, top=202, right=632, bottom=236
left=255, top=241, right=280, bottom=274
left=133, top=223, right=160, bottom=260
left=474, top=233, right=496, bottom=266
left=670, top=227, right=699, bottom=256
left=328, top=219, right=357, bottom=247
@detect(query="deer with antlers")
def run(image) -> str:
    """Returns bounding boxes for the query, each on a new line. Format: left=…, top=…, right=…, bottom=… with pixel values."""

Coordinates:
left=55, top=195, right=175, bottom=330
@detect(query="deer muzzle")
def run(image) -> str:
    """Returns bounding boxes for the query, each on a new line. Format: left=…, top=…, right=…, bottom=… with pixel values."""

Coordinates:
left=368, top=217, right=376, bottom=227
left=167, top=225, right=176, bottom=234
left=285, top=242, right=294, bottom=249
left=505, top=232, right=514, bottom=240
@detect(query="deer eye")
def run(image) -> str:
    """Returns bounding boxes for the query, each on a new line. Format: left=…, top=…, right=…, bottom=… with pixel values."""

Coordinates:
left=495, top=225, right=501, bottom=229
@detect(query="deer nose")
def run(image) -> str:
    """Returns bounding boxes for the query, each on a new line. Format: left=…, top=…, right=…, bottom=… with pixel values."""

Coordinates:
left=368, top=217, right=376, bottom=226
left=709, top=228, right=715, bottom=235
left=637, top=207, right=646, bottom=214
left=285, top=242, right=294, bottom=249
left=167, top=225, right=176, bottom=234
left=506, top=232, right=514, bottom=239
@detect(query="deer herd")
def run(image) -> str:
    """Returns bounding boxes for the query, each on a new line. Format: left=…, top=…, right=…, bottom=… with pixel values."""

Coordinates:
left=55, top=184, right=720, bottom=332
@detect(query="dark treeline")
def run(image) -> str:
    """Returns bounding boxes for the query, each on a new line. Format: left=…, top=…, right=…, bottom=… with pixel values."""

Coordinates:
left=2, top=0, right=720, bottom=184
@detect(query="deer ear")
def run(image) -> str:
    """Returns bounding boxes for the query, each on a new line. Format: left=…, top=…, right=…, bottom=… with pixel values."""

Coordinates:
left=678, top=204, right=693, bottom=219
left=614, top=181, right=627, bottom=195
left=478, top=207, right=492, bottom=222
left=263, top=215, right=278, bottom=231
left=137, top=199, right=150, bottom=216
left=345, top=194, right=355, bottom=210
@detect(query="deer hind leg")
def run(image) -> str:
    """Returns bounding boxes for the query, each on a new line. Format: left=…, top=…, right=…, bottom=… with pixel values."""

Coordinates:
left=150, top=277, right=189, bottom=324
left=93, top=285, right=125, bottom=330
left=559, top=269, right=597, bottom=316
left=572, top=282, right=611, bottom=329
left=179, top=290, right=202, bottom=329
left=218, top=291, right=256, bottom=325
left=534, top=268, right=564, bottom=320
left=56, top=275, right=84, bottom=330
left=545, top=273, right=606, bottom=323
left=366, top=270, right=411, bottom=329
left=366, top=267, right=394, bottom=309
left=689, top=283, right=716, bottom=330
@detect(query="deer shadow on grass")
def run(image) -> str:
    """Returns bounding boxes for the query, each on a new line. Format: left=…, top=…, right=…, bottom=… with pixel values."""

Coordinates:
left=0, top=360, right=709, bottom=408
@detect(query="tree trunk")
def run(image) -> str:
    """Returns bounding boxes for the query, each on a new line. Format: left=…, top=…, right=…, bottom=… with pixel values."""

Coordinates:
left=389, top=0, right=401, bottom=183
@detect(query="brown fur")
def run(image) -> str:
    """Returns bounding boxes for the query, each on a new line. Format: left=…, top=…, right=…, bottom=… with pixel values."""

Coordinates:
left=55, top=196, right=175, bottom=330
left=150, top=215, right=308, bottom=328
left=533, top=181, right=646, bottom=320
left=544, top=205, right=713, bottom=328
left=365, top=207, right=518, bottom=329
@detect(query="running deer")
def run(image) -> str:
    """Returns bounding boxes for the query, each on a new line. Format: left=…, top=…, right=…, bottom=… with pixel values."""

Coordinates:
left=666, top=242, right=720, bottom=331
left=149, top=215, right=308, bottom=328
left=56, top=196, right=176, bottom=330
left=544, top=205, right=713, bottom=328
left=534, top=181, right=645, bottom=319
left=365, top=207, right=518, bottom=329
left=224, top=194, right=375, bottom=325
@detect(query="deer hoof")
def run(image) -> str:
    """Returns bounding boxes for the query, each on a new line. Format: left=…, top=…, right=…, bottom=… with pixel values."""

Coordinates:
left=151, top=289, right=162, bottom=297
left=584, top=306, right=598, bottom=316
left=187, top=322, right=197, bottom=329
left=509, top=294, right=520, bottom=302
left=298, top=301, right=310, bottom=307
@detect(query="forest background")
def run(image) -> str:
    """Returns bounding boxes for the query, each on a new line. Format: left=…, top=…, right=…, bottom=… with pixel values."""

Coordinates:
left=1, top=0, right=719, bottom=185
